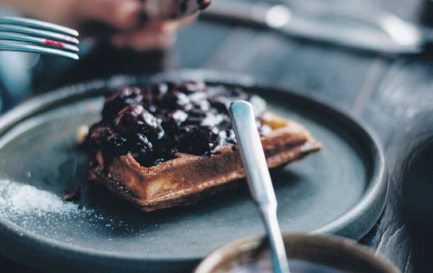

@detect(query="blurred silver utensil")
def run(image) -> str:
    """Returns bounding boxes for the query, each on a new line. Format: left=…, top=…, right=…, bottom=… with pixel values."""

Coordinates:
left=0, top=17, right=79, bottom=60
left=204, top=1, right=432, bottom=54
left=142, top=0, right=211, bottom=20
left=230, top=101, right=290, bottom=273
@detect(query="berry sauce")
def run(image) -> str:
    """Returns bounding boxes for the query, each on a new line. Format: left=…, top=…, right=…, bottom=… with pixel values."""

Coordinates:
left=86, top=81, right=269, bottom=167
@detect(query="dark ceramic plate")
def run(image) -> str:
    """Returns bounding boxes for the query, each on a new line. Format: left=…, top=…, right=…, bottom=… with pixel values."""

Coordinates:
left=0, top=70, right=386, bottom=273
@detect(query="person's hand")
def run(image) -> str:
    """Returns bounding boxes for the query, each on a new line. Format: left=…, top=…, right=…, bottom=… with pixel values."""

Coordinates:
left=110, top=16, right=195, bottom=51
left=0, top=0, right=194, bottom=50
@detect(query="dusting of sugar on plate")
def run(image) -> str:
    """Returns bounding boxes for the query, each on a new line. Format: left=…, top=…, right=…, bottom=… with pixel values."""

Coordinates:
left=0, top=179, right=132, bottom=239
left=0, top=179, right=79, bottom=216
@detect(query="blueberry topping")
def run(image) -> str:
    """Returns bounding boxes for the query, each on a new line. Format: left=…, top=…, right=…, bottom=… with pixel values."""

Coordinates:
left=86, top=81, right=267, bottom=167
left=115, top=105, right=164, bottom=141
left=176, top=126, right=220, bottom=155
left=102, top=86, right=144, bottom=120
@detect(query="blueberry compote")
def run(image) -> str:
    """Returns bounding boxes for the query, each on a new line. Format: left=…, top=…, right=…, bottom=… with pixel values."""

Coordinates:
left=86, top=81, right=268, bottom=167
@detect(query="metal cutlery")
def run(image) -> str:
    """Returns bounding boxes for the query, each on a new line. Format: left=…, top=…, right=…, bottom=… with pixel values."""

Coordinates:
left=204, top=1, right=432, bottom=54
left=0, top=17, right=79, bottom=60
left=230, top=101, right=290, bottom=273
left=141, top=0, right=211, bottom=20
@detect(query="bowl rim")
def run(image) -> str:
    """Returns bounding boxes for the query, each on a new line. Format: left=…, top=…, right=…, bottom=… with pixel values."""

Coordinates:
left=194, top=233, right=401, bottom=273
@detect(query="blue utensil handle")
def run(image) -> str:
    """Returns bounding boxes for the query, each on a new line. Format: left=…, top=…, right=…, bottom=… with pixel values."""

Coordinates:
left=229, top=101, right=276, bottom=206
left=230, top=100, right=290, bottom=273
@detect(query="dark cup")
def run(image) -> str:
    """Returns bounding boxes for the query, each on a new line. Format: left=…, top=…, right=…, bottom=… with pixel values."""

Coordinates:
left=195, top=234, right=400, bottom=273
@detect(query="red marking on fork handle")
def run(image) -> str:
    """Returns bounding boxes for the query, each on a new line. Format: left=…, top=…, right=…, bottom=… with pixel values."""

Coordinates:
left=44, top=39, right=64, bottom=48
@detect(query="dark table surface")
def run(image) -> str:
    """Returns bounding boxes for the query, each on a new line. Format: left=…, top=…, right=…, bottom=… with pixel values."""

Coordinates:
left=1, top=0, right=432, bottom=272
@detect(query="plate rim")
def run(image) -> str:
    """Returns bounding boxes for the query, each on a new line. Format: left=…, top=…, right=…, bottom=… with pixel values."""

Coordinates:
left=0, top=69, right=387, bottom=270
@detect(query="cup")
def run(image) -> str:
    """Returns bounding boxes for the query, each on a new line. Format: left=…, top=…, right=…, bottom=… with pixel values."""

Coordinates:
left=194, top=234, right=400, bottom=273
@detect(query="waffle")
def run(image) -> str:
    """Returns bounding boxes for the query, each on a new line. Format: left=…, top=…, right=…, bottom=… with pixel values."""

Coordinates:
left=85, top=82, right=320, bottom=211
left=88, top=113, right=320, bottom=211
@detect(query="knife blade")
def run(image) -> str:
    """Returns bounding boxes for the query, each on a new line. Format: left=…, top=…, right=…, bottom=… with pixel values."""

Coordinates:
left=203, top=1, right=425, bottom=54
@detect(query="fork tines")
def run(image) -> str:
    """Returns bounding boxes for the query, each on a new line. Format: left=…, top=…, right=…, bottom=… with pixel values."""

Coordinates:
left=0, top=17, right=79, bottom=60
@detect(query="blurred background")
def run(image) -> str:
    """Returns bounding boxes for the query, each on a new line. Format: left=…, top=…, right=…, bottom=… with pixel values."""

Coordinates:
left=0, top=0, right=432, bottom=273
left=0, top=0, right=428, bottom=112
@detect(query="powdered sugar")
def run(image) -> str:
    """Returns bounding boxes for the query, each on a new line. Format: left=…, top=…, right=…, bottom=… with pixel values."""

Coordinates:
left=0, top=179, right=132, bottom=239
left=0, top=179, right=79, bottom=216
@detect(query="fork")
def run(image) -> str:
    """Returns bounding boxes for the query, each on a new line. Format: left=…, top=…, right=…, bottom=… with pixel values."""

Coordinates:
left=0, top=17, right=79, bottom=60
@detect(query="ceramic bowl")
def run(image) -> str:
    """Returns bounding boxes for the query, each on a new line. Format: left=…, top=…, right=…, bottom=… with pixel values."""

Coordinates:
left=194, top=234, right=400, bottom=273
